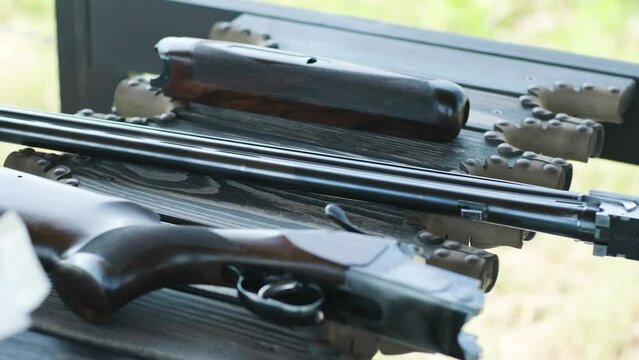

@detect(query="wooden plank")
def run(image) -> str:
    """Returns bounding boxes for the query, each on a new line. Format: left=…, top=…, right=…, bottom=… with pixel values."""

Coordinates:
left=465, top=90, right=531, bottom=130
left=169, top=0, right=639, bottom=79
left=55, top=0, right=90, bottom=113
left=85, top=2, right=634, bottom=97
left=67, top=159, right=421, bottom=239
left=230, top=15, right=633, bottom=96
left=0, top=330, right=134, bottom=360
left=56, top=0, right=131, bottom=113
left=83, top=2, right=634, bottom=105
left=167, top=105, right=500, bottom=171
left=33, top=289, right=342, bottom=360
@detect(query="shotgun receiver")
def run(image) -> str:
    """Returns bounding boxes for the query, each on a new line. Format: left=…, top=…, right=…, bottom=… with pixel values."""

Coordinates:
left=0, top=167, right=484, bottom=359
left=150, top=37, right=469, bottom=142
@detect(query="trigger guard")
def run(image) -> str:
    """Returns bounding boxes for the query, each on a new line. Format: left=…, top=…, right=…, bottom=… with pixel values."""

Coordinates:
left=258, top=279, right=304, bottom=298
left=235, top=275, right=324, bottom=326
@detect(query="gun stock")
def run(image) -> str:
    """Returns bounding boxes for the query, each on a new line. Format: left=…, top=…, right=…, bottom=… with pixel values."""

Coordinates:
left=0, top=167, right=158, bottom=266
left=0, top=167, right=483, bottom=359
left=151, top=37, right=469, bottom=142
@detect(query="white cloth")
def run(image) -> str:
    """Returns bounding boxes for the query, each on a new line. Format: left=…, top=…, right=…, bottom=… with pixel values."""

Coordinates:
left=0, top=211, right=50, bottom=340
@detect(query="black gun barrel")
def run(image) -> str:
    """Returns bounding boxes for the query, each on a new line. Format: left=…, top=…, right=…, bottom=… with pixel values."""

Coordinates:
left=0, top=107, right=574, bottom=199
left=0, top=106, right=636, bottom=259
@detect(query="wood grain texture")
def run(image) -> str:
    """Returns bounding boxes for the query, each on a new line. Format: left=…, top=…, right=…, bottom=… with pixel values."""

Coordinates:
left=0, top=331, right=135, bottom=360
left=32, top=289, right=341, bottom=360
left=174, top=73, right=536, bottom=133
left=170, top=0, right=639, bottom=79
left=68, top=159, right=421, bottom=239
left=158, top=38, right=468, bottom=142
left=226, top=15, right=634, bottom=97
left=168, top=105, right=498, bottom=171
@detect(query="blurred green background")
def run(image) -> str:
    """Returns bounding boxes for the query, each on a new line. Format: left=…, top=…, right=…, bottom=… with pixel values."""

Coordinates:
left=1, top=0, right=639, bottom=359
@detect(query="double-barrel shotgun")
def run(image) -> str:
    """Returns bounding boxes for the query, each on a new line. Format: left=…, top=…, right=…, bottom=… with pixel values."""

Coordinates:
left=0, top=106, right=638, bottom=259
left=0, top=167, right=484, bottom=360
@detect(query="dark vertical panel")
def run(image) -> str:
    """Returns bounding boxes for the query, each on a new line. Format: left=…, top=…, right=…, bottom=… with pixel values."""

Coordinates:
left=89, top=0, right=240, bottom=72
left=171, top=0, right=639, bottom=78
left=55, top=0, right=90, bottom=112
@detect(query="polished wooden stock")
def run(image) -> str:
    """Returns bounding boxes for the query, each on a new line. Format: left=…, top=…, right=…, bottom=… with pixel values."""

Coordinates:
left=152, top=37, right=469, bottom=142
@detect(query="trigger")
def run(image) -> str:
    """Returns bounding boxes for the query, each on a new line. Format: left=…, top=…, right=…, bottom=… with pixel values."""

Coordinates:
left=257, top=279, right=304, bottom=299
left=235, top=273, right=325, bottom=326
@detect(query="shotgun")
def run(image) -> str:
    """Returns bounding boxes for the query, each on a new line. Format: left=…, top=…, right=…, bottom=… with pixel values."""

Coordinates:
left=149, top=37, right=470, bottom=142
left=0, top=106, right=638, bottom=259
left=0, top=166, right=485, bottom=359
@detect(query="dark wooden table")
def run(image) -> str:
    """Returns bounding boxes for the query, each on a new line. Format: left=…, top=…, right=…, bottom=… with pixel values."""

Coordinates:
left=2, top=0, right=638, bottom=359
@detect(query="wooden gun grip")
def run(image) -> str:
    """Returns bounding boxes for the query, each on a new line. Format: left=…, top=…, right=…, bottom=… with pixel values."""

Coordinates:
left=153, top=37, right=469, bottom=142
left=0, top=167, right=160, bottom=267
left=52, top=225, right=346, bottom=323
left=45, top=219, right=483, bottom=358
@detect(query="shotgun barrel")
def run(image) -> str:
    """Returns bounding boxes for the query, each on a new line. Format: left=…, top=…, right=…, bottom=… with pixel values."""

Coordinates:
left=0, top=106, right=637, bottom=260
left=0, top=106, right=571, bottom=198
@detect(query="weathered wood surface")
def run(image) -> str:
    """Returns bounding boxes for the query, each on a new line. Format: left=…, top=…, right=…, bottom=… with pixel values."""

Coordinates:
left=0, top=331, right=135, bottom=360
left=31, top=289, right=337, bottom=360
left=230, top=15, right=633, bottom=96
left=64, top=158, right=422, bottom=239
left=169, top=105, right=500, bottom=171
left=173, top=0, right=639, bottom=79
